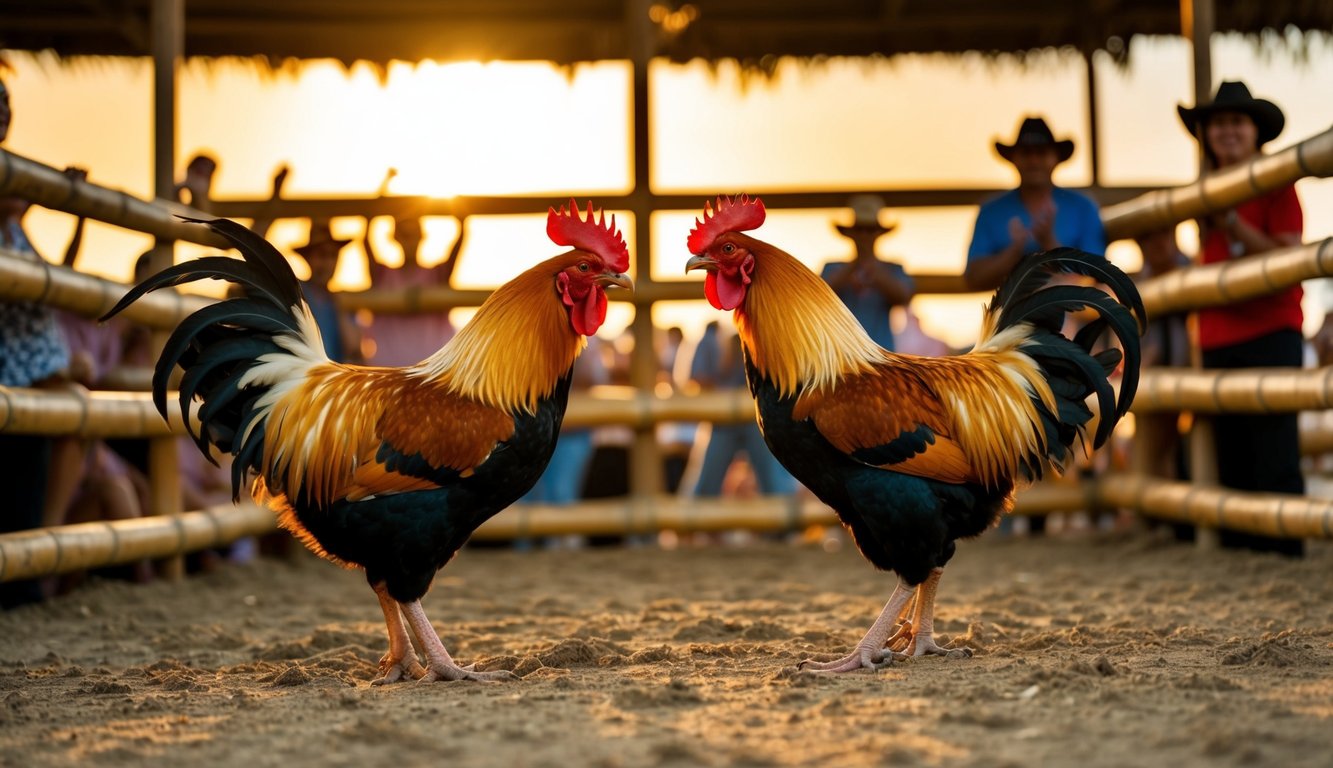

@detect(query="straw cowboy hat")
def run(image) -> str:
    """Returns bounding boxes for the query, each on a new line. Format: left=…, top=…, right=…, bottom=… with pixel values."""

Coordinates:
left=294, top=219, right=351, bottom=258
left=1176, top=80, right=1285, bottom=147
left=994, top=116, right=1075, bottom=163
left=835, top=194, right=897, bottom=238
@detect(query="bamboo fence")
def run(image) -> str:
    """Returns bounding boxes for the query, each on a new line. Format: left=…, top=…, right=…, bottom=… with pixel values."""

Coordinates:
left=0, top=481, right=1093, bottom=583
left=1102, top=124, right=1333, bottom=241
left=4, top=125, right=1332, bottom=583
left=0, top=247, right=213, bottom=327
left=0, top=148, right=227, bottom=248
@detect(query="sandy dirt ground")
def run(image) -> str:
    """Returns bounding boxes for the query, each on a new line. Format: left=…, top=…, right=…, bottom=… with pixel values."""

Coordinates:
left=1, top=528, right=1331, bottom=768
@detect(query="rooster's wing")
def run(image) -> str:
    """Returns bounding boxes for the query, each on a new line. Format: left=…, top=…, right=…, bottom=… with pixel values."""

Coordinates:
left=793, top=354, right=1050, bottom=487
left=262, top=366, right=517, bottom=507
left=793, top=361, right=976, bottom=484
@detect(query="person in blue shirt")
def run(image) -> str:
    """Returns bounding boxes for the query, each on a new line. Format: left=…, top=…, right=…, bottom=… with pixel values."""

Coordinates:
left=965, top=116, right=1105, bottom=292
left=819, top=195, right=914, bottom=351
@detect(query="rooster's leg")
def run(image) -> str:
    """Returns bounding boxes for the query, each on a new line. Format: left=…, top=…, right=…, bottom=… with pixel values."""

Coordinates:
left=798, top=578, right=917, bottom=673
left=370, top=583, right=426, bottom=685
left=897, top=568, right=973, bottom=659
left=399, top=599, right=518, bottom=682
left=885, top=589, right=919, bottom=653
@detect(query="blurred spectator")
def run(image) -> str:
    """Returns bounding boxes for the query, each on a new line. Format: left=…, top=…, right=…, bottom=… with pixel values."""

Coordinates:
left=523, top=335, right=610, bottom=507
left=1134, top=228, right=1190, bottom=370
left=965, top=116, right=1105, bottom=292
left=892, top=307, right=951, bottom=357
left=681, top=322, right=796, bottom=498
left=175, top=153, right=218, bottom=213
left=0, top=74, right=73, bottom=607
left=1179, top=81, right=1304, bottom=556
left=820, top=195, right=914, bottom=351
left=360, top=213, right=460, bottom=366
left=294, top=219, right=362, bottom=363
left=657, top=326, right=695, bottom=493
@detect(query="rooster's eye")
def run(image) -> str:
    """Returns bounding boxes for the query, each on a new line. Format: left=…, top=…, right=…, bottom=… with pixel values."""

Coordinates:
left=722, top=243, right=735, bottom=254
left=578, top=262, right=589, bottom=272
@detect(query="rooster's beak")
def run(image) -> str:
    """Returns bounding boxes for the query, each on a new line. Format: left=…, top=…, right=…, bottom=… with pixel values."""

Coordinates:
left=596, top=272, right=634, bottom=291
left=685, top=254, right=716, bottom=273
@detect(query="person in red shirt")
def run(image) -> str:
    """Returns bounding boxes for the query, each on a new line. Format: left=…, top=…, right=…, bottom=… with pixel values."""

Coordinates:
left=1178, top=81, right=1304, bottom=556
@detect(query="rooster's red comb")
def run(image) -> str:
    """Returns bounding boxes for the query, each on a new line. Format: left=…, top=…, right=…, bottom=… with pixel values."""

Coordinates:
left=687, top=194, right=766, bottom=254
left=546, top=200, right=629, bottom=273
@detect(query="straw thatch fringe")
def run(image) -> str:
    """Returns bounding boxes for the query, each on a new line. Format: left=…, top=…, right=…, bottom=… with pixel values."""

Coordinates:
left=1103, top=125, right=1333, bottom=241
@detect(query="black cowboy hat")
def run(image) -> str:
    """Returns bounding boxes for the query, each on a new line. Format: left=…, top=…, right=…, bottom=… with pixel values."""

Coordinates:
left=834, top=194, right=897, bottom=238
left=294, top=219, right=352, bottom=257
left=994, top=116, right=1074, bottom=163
left=1177, top=80, right=1285, bottom=146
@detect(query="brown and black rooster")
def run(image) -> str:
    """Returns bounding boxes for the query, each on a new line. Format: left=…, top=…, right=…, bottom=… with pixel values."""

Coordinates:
left=685, top=195, right=1142, bottom=673
left=103, top=203, right=631, bottom=683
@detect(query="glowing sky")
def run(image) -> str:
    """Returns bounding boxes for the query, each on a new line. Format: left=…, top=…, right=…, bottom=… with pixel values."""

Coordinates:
left=7, top=32, right=1332, bottom=346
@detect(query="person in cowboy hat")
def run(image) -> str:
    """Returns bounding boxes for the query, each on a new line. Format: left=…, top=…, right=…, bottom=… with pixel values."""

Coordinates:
left=293, top=219, right=362, bottom=363
left=819, top=194, right=914, bottom=351
left=1179, top=80, right=1306, bottom=556
left=964, top=116, right=1105, bottom=292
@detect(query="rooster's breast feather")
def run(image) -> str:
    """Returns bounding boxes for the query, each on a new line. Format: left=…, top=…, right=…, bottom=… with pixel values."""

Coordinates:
left=261, top=366, right=517, bottom=506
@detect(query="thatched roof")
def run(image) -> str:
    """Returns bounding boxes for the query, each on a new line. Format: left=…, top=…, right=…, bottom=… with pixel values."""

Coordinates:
left=4, top=1, right=1330, bottom=67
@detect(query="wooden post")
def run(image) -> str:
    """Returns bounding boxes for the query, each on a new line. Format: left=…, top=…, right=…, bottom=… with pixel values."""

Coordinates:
left=1183, top=0, right=1220, bottom=549
left=624, top=0, right=664, bottom=504
left=150, top=0, right=185, bottom=578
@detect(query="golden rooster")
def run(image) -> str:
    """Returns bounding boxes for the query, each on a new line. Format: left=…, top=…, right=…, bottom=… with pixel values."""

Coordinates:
left=102, top=203, right=631, bottom=684
left=684, top=195, right=1142, bottom=673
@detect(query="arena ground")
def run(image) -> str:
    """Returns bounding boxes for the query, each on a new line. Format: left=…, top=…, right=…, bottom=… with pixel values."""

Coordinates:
left=1, top=529, right=1330, bottom=767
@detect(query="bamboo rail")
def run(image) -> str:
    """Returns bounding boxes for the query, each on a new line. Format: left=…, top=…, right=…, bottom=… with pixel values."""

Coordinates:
left=15, top=378, right=1333, bottom=438
left=0, top=148, right=228, bottom=248
left=0, top=248, right=213, bottom=327
left=0, top=503, right=275, bottom=583
left=1138, top=238, right=1333, bottom=317
left=1096, top=474, right=1333, bottom=540
left=1102, top=125, right=1333, bottom=241
left=0, top=482, right=1090, bottom=583
left=1133, top=367, right=1333, bottom=415
left=0, top=387, right=191, bottom=438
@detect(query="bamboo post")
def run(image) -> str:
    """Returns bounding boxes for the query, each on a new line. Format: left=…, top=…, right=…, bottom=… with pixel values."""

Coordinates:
left=1102, top=125, right=1333, bottom=241
left=0, top=247, right=213, bottom=325
left=0, top=150, right=225, bottom=249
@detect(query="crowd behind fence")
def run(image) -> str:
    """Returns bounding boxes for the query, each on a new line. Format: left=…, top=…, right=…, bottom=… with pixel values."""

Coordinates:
left=2, top=123, right=1333, bottom=583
